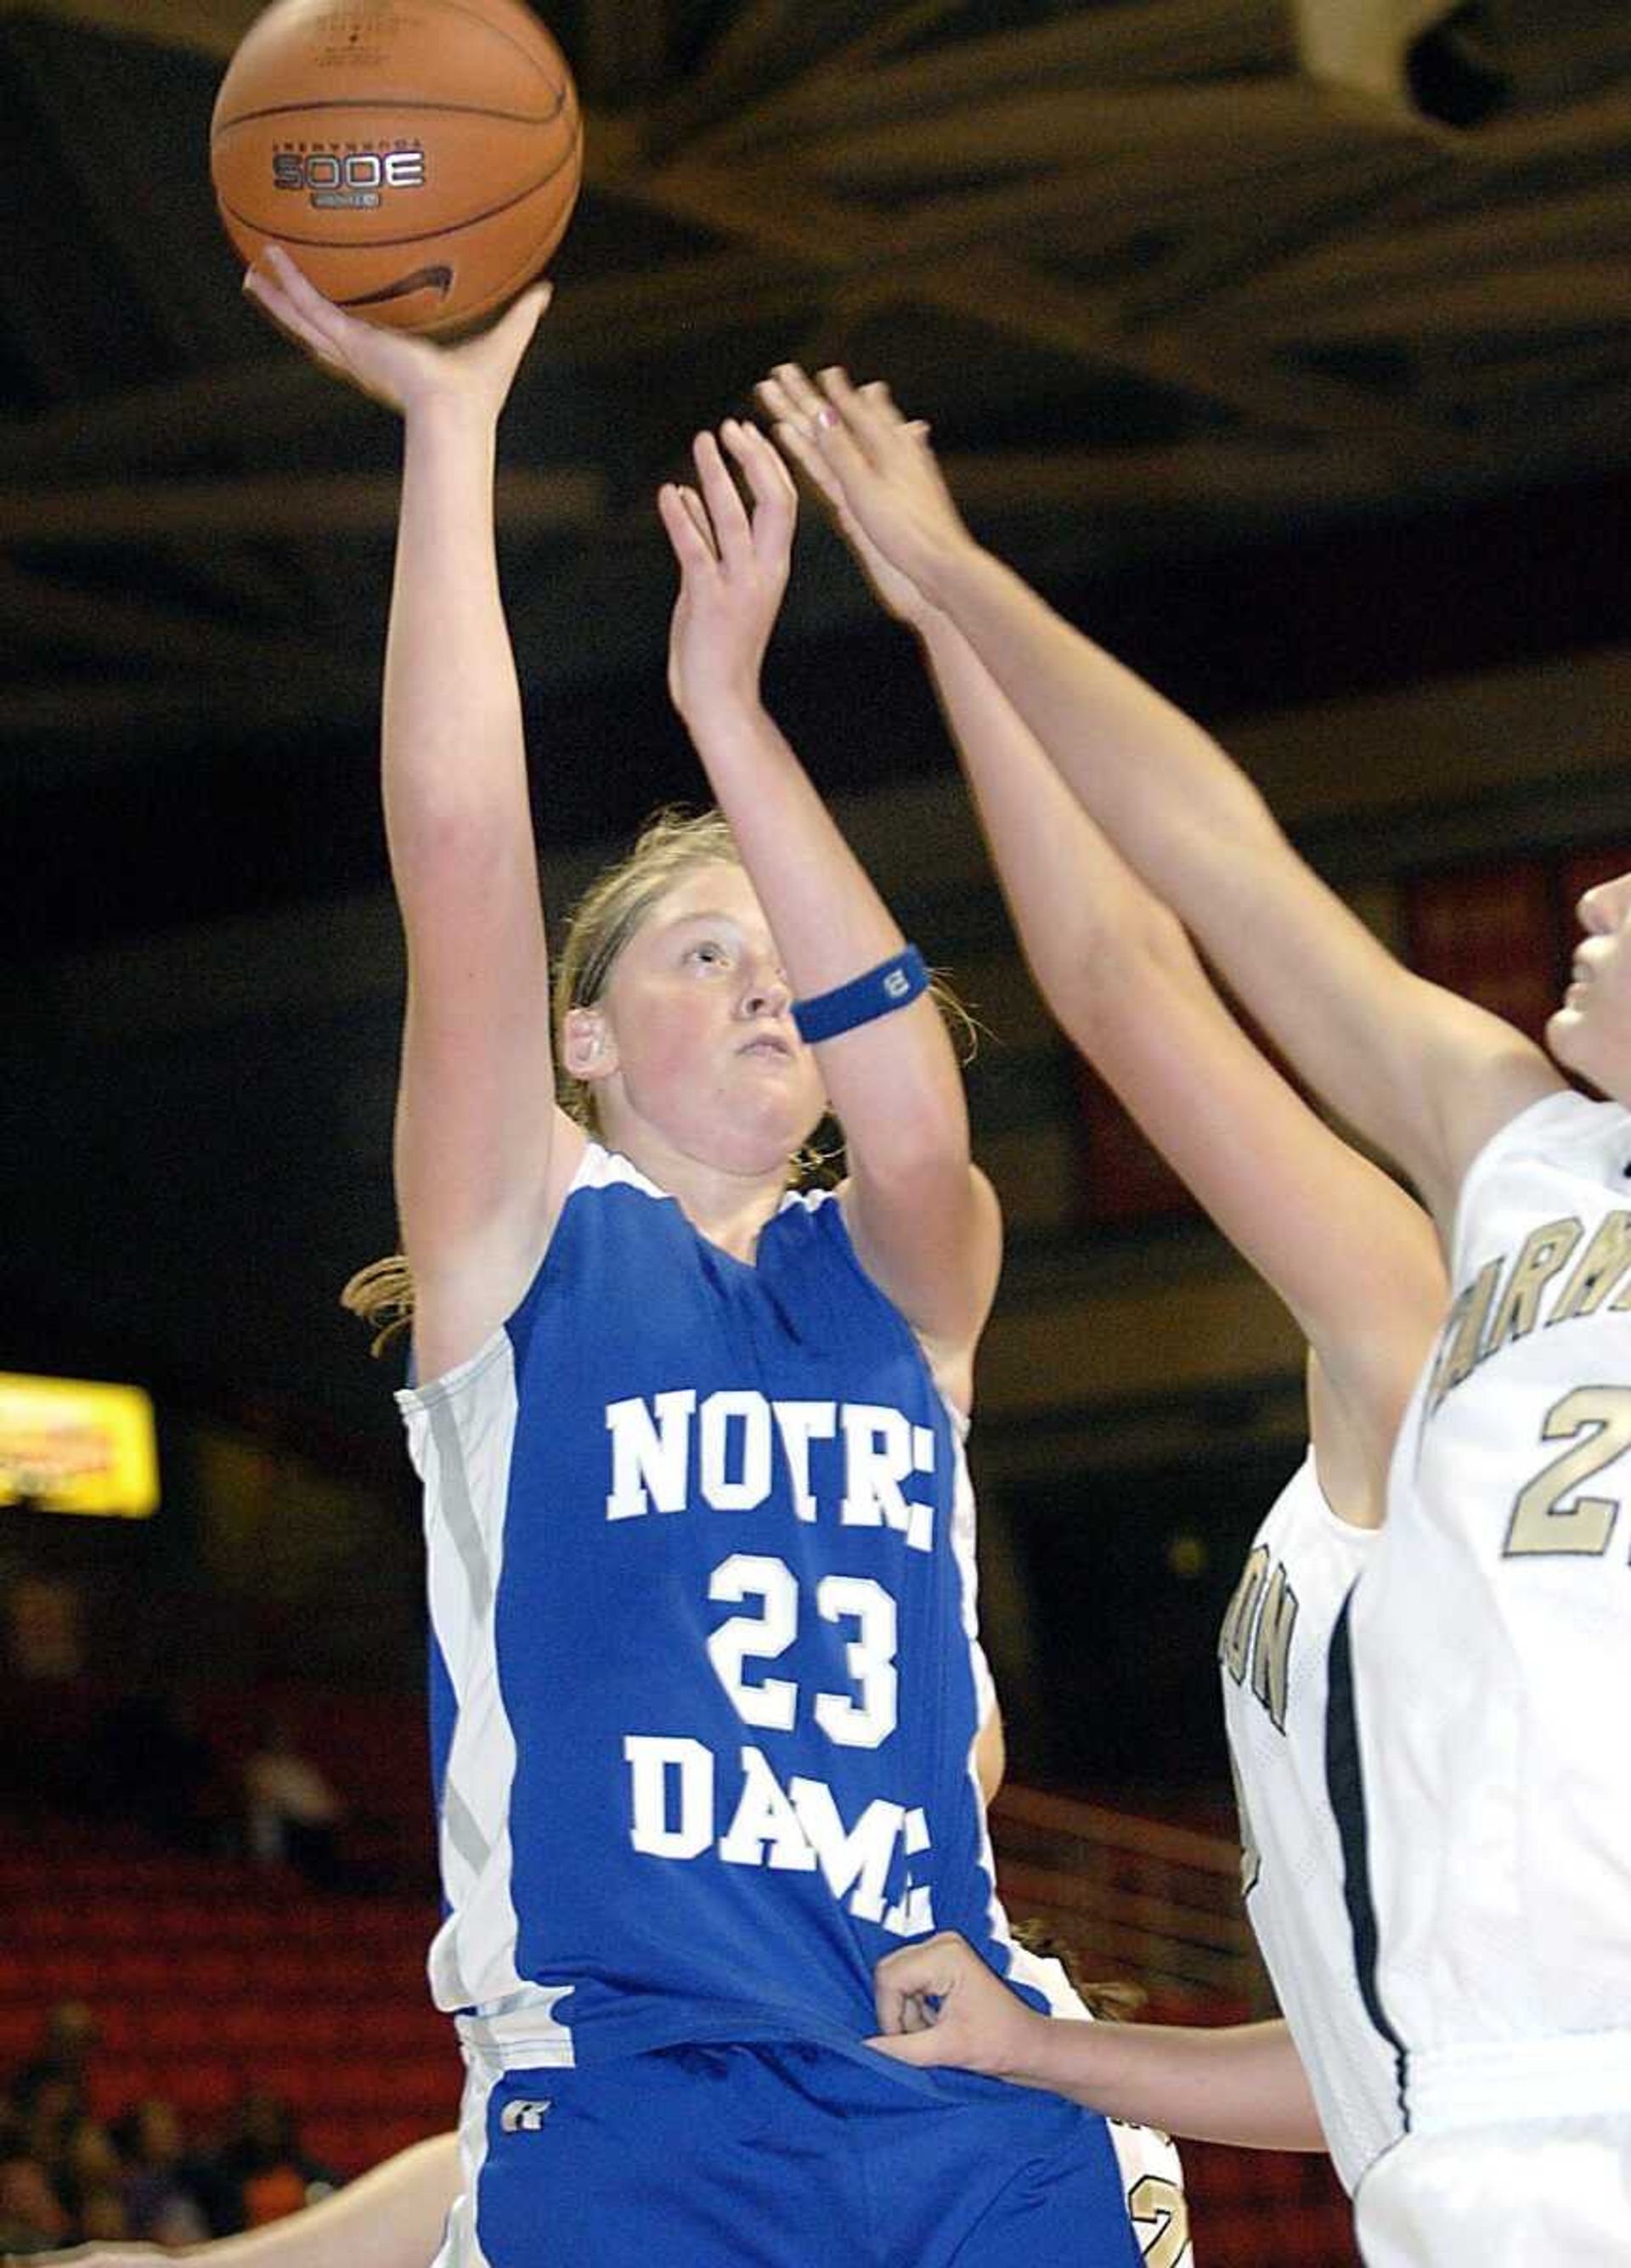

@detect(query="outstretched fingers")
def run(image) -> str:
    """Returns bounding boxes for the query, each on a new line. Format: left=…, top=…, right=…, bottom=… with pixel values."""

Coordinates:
left=691, top=428, right=754, bottom=570
left=825, top=368, right=911, bottom=442
left=767, top=360, right=881, bottom=496
left=719, top=416, right=796, bottom=562
left=678, top=482, right=715, bottom=550
left=239, top=251, right=344, bottom=371
left=759, top=376, right=844, bottom=511
left=242, top=245, right=353, bottom=372
left=772, top=418, right=842, bottom=514
left=763, top=361, right=827, bottom=430
left=822, top=369, right=934, bottom=484
left=472, top=279, right=555, bottom=388
left=656, top=479, right=718, bottom=571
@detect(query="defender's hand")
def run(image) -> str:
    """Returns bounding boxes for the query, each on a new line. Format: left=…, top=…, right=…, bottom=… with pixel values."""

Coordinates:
left=765, top=364, right=976, bottom=610
left=759, top=368, right=936, bottom=629
left=870, top=1929, right=1053, bottom=2078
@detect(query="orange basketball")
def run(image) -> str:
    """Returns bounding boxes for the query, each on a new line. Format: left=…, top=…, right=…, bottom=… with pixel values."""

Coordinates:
left=211, top=0, right=582, bottom=335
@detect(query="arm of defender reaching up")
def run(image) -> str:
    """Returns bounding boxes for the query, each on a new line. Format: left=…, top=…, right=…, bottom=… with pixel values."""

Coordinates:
left=773, top=363, right=1561, bottom=1233
left=762, top=362, right=1443, bottom=1510
left=917, top=617, right=1446, bottom=1514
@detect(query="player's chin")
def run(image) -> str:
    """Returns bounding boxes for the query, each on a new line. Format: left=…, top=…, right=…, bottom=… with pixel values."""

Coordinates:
left=1546, top=999, right=1628, bottom=1103
left=1546, top=996, right=1584, bottom=1069
left=734, top=1053, right=825, bottom=1119
left=714, top=1088, right=823, bottom=1165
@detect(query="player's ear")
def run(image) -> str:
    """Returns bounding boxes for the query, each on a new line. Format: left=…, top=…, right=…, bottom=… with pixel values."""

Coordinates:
left=562, top=1005, right=615, bottom=1082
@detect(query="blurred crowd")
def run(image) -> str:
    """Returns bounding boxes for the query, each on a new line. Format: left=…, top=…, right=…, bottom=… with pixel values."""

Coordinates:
left=0, top=2002, right=336, bottom=2257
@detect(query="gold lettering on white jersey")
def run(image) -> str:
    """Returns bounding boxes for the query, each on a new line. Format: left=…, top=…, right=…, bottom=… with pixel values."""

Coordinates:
left=1249, top=1561, right=1299, bottom=1733
left=1127, top=2172, right=1189, bottom=2268
left=1483, top=1217, right=1583, bottom=1353
left=1550, top=1209, right=1631, bottom=1321
left=1227, top=1749, right=1261, bottom=1896
left=1504, top=1385, right=1631, bottom=1559
left=1219, top=1546, right=1267, bottom=1684
left=1427, top=1259, right=1501, bottom=1414
left=1428, top=1211, right=1631, bottom=1424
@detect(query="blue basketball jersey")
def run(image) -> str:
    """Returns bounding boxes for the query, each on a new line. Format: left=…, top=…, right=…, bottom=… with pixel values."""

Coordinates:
left=398, top=1142, right=1019, bottom=2068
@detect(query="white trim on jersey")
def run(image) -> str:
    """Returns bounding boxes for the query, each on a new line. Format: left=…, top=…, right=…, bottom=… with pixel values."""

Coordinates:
left=1408, top=2033, right=1631, bottom=2133
left=1222, top=1453, right=1399, bottom=2192
left=407, top=1334, right=533, bottom=2017
left=432, top=2046, right=500, bottom=2268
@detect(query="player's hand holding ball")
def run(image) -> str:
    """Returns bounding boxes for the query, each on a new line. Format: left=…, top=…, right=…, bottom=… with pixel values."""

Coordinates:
left=220, top=2, right=579, bottom=415
left=243, top=243, right=550, bottom=422
left=212, top=0, right=581, bottom=337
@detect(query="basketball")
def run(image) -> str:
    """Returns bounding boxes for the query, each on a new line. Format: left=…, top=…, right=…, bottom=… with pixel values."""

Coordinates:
left=211, top=0, right=582, bottom=335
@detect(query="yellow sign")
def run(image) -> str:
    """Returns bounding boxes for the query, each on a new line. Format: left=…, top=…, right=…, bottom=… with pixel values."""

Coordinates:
left=0, top=1372, right=160, bottom=1518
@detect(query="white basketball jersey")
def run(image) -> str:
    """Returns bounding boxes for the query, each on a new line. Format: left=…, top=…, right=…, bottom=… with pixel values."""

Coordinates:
left=1217, top=1456, right=1401, bottom=2192
left=1344, top=1090, right=1631, bottom=2063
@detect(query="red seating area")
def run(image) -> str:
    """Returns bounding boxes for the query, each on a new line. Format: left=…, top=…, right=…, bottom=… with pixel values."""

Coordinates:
left=3, top=1813, right=1361, bottom=2259
left=200, top=1686, right=437, bottom=1882
left=1179, top=2140, right=1359, bottom=2266
left=0, top=1823, right=457, bottom=2175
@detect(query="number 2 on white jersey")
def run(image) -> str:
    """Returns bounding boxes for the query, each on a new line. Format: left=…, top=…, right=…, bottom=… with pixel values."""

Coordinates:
left=1504, top=1386, right=1631, bottom=1558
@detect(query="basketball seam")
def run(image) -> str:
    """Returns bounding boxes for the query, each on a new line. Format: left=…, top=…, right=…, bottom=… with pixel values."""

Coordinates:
left=414, top=0, right=572, bottom=87
left=213, top=92, right=571, bottom=135
left=415, top=222, right=564, bottom=335
left=217, top=0, right=574, bottom=125
left=217, top=117, right=582, bottom=255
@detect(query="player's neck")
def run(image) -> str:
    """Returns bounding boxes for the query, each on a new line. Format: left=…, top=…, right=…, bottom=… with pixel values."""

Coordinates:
left=616, top=1129, right=792, bottom=1262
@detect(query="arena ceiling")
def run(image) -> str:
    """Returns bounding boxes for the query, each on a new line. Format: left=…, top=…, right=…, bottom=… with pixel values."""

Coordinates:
left=3, top=0, right=1631, bottom=1489
left=3, top=0, right=1631, bottom=951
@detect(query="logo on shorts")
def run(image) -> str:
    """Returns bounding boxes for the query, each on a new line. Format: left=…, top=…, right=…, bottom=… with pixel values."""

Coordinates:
left=499, top=2099, right=553, bottom=2133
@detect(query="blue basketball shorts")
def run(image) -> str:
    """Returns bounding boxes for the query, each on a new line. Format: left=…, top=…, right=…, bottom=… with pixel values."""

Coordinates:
left=466, top=2040, right=1141, bottom=2267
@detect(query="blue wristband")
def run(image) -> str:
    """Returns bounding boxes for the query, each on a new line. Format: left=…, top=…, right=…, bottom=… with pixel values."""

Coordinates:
left=792, top=945, right=930, bottom=1045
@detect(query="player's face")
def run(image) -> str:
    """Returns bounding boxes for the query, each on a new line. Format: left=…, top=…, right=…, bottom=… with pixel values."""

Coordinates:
left=591, top=863, right=827, bottom=1171
left=1548, top=870, right=1631, bottom=1103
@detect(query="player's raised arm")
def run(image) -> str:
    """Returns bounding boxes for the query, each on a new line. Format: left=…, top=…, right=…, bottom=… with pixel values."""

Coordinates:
left=925, top=629, right=1447, bottom=1505
left=764, top=366, right=1442, bottom=1502
left=243, top=251, right=582, bottom=1379
left=872, top=1932, right=1325, bottom=2154
left=657, top=420, right=1000, bottom=1407
left=769, top=364, right=1560, bottom=1230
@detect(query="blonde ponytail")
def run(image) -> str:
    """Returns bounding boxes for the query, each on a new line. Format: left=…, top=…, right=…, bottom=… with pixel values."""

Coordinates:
left=341, top=1253, right=415, bottom=1358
